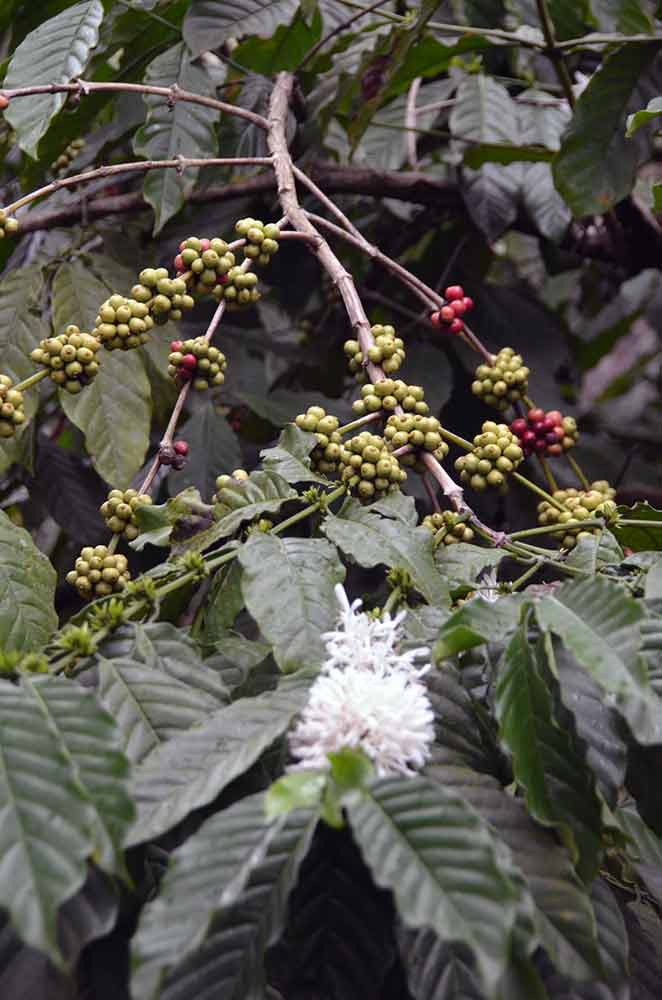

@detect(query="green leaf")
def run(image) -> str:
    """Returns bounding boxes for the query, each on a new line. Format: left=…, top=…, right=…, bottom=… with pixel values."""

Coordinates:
left=652, top=181, right=662, bottom=212
left=183, top=0, right=298, bottom=56
left=0, top=676, right=131, bottom=963
left=98, top=630, right=228, bottom=765
left=398, top=926, right=484, bottom=1000
left=346, top=775, right=524, bottom=996
left=238, top=533, right=345, bottom=673
left=173, top=470, right=297, bottom=555
left=546, top=0, right=594, bottom=39
left=4, top=1, right=104, bottom=158
left=535, top=576, right=662, bottom=744
left=201, top=632, right=272, bottom=695
left=323, top=500, right=448, bottom=607
left=132, top=486, right=212, bottom=551
left=0, top=509, right=57, bottom=652
left=516, top=89, right=572, bottom=242
left=169, top=399, right=242, bottom=502
left=450, top=75, right=521, bottom=241
left=134, top=796, right=316, bottom=1000
left=434, top=595, right=523, bottom=660
left=463, top=143, right=555, bottom=168
left=495, top=627, right=604, bottom=881
left=126, top=672, right=312, bottom=845
left=616, top=801, right=662, bottom=905
left=260, top=424, right=328, bottom=485
left=266, top=771, right=327, bottom=819
left=133, top=43, right=220, bottom=233
left=553, top=43, right=661, bottom=216
left=626, top=95, right=662, bottom=136
left=52, top=262, right=151, bottom=488
left=197, top=562, right=246, bottom=642
left=614, top=502, right=662, bottom=551
left=564, top=529, right=624, bottom=573
left=434, top=543, right=505, bottom=591
left=0, top=267, right=49, bottom=472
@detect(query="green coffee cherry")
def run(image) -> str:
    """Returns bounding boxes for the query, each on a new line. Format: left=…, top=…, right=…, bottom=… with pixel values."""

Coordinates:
left=175, top=237, right=236, bottom=299
left=235, top=218, right=280, bottom=265
left=66, top=545, right=131, bottom=599
left=455, top=421, right=524, bottom=491
left=30, top=325, right=100, bottom=392
left=339, top=431, right=406, bottom=500
left=213, top=265, right=260, bottom=308
left=213, top=468, right=250, bottom=502
left=0, top=209, right=19, bottom=240
left=537, top=481, right=616, bottom=549
left=51, top=137, right=85, bottom=175
left=295, top=406, right=342, bottom=476
left=422, top=511, right=475, bottom=546
left=352, top=379, right=429, bottom=417
left=168, top=337, right=227, bottom=390
left=100, top=488, right=153, bottom=541
left=0, top=375, right=25, bottom=438
left=471, top=347, right=529, bottom=411
left=384, top=413, right=448, bottom=465
left=94, top=294, right=154, bottom=351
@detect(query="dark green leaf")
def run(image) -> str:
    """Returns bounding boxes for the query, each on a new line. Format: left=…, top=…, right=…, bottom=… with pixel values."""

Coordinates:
left=616, top=801, right=662, bottom=905
left=434, top=596, right=523, bottom=660
left=260, top=424, right=328, bottom=485
left=517, top=89, right=572, bottom=241
left=126, top=671, right=312, bottom=845
left=133, top=43, right=220, bottom=232
left=626, top=95, right=662, bottom=136
left=495, top=627, right=604, bottom=881
left=564, top=529, right=624, bottom=573
left=4, top=1, right=104, bottom=157
left=535, top=577, right=662, bottom=743
left=614, top=502, right=662, bottom=551
left=52, top=262, right=151, bottom=488
left=131, top=792, right=317, bottom=999
left=434, top=543, right=505, bottom=591
left=463, top=143, right=555, bottom=168
left=554, top=43, right=660, bottom=216
left=0, top=510, right=57, bottom=652
left=183, top=0, right=298, bottom=56
left=323, top=500, right=448, bottom=606
left=238, top=533, right=345, bottom=673
left=0, top=676, right=131, bottom=962
left=547, top=0, right=594, bottom=40
left=346, top=775, right=524, bottom=996
left=398, top=927, right=483, bottom=1000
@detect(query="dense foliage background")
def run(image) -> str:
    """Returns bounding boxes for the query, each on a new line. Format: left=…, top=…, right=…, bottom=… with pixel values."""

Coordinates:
left=3, top=1, right=662, bottom=998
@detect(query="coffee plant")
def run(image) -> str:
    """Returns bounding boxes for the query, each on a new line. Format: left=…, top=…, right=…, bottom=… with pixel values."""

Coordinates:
left=3, top=1, right=662, bottom=998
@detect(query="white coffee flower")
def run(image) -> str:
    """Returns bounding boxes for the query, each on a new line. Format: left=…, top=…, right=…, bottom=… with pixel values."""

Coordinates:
left=323, top=584, right=430, bottom=679
left=288, top=665, right=435, bottom=777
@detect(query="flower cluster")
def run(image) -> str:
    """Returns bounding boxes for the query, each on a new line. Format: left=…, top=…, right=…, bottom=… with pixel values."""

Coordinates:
left=288, top=585, right=435, bottom=776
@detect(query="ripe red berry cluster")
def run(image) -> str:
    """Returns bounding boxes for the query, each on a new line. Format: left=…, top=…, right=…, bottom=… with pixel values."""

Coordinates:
left=430, top=285, right=474, bottom=334
left=510, top=408, right=572, bottom=457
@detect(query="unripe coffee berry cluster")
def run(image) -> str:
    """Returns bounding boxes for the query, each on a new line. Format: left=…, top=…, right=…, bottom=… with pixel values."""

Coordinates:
left=295, top=406, right=342, bottom=476
left=30, top=325, right=100, bottom=393
left=132, top=268, right=194, bottom=324
left=0, top=376, right=25, bottom=438
left=384, top=413, right=448, bottom=463
left=174, top=238, right=235, bottom=298
left=339, top=432, right=406, bottom=500
left=168, top=338, right=227, bottom=390
left=351, top=379, right=429, bottom=417
left=455, top=421, right=524, bottom=491
left=471, top=348, right=529, bottom=410
left=422, top=511, right=475, bottom=545
left=0, top=209, right=19, bottom=240
left=52, top=137, right=85, bottom=175
left=510, top=409, right=578, bottom=457
left=344, top=325, right=406, bottom=380
left=214, top=266, right=260, bottom=307
left=430, top=285, right=474, bottom=334
left=213, top=468, right=249, bottom=501
left=537, top=481, right=616, bottom=549
left=94, top=294, right=153, bottom=350
left=100, top=488, right=153, bottom=541
left=235, top=218, right=280, bottom=265
left=66, top=545, right=130, bottom=598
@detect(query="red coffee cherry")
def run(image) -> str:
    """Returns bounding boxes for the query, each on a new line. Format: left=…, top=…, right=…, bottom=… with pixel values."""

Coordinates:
left=444, top=285, right=464, bottom=301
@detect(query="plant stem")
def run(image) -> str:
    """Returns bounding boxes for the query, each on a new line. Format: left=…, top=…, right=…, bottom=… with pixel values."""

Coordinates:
left=534, top=0, right=576, bottom=106
left=511, top=471, right=568, bottom=511
left=510, top=519, right=603, bottom=540
left=617, top=519, right=662, bottom=528
left=537, top=455, right=558, bottom=493
left=107, top=534, right=120, bottom=555
left=337, top=411, right=383, bottom=435
left=298, top=0, right=393, bottom=69
left=13, top=368, right=49, bottom=392
left=0, top=80, right=270, bottom=130
left=383, top=586, right=402, bottom=616
left=438, top=427, right=472, bottom=450
left=565, top=451, right=591, bottom=491
left=4, top=157, right=273, bottom=216
left=509, top=561, right=542, bottom=591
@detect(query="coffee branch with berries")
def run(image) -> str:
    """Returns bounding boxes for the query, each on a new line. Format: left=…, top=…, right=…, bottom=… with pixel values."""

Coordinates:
left=0, top=68, right=659, bottom=652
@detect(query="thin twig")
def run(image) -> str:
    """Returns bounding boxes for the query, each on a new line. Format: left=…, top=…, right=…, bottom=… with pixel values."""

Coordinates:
left=0, top=79, right=270, bottom=130
left=298, top=0, right=392, bottom=70
left=4, top=157, right=273, bottom=216
left=534, top=0, right=576, bottom=107
left=406, top=77, right=422, bottom=170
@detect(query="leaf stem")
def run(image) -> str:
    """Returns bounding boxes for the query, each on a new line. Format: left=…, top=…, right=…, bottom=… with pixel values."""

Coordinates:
left=511, top=471, right=568, bottom=511
left=509, top=561, right=542, bottom=591
left=510, top=519, right=603, bottom=539
left=13, top=368, right=49, bottom=392
left=565, top=451, right=591, bottom=491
